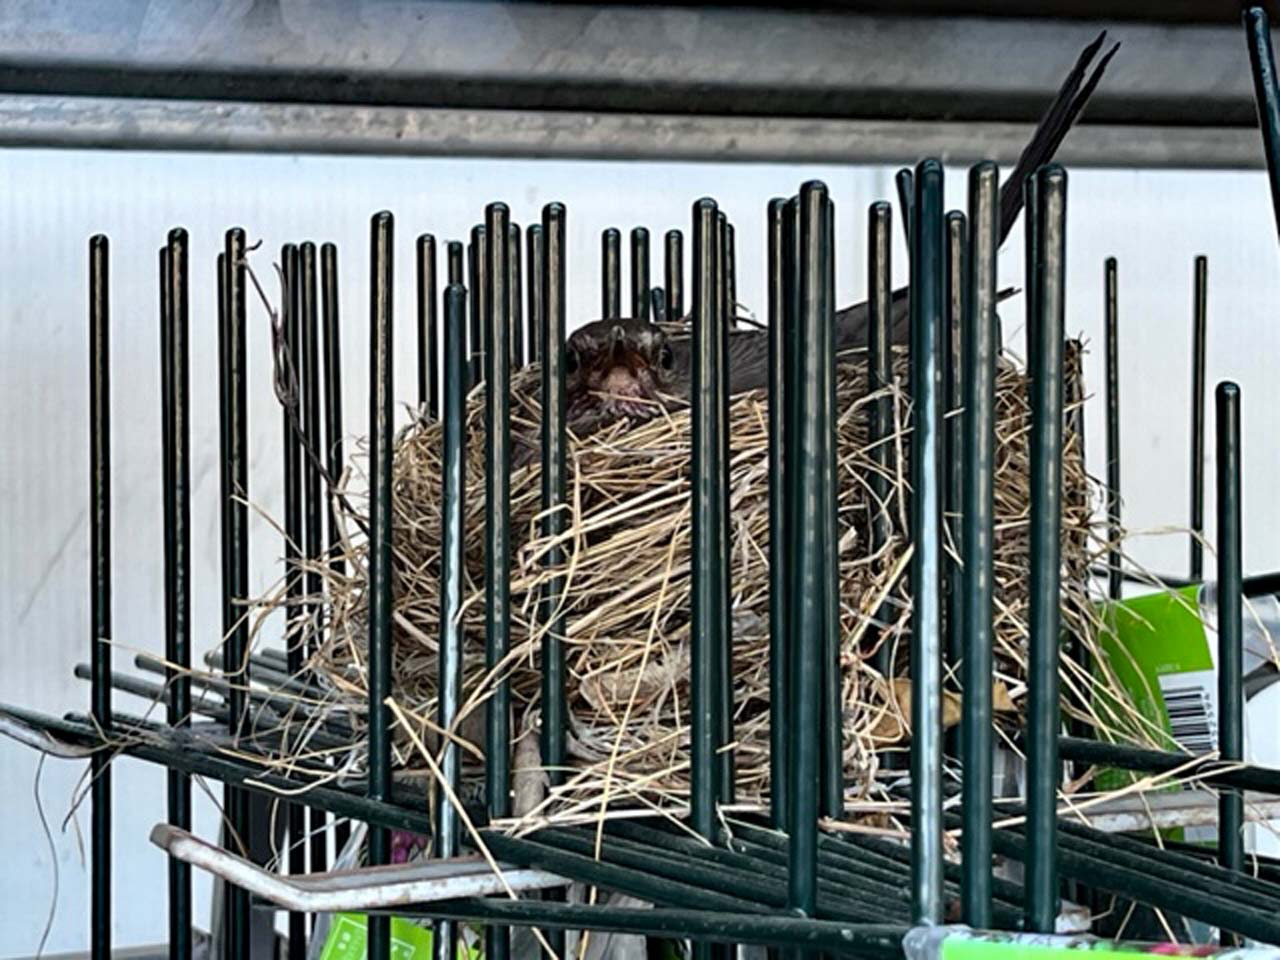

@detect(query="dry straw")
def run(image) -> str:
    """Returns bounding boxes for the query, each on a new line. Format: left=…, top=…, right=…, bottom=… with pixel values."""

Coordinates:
left=233, top=340, right=1165, bottom=835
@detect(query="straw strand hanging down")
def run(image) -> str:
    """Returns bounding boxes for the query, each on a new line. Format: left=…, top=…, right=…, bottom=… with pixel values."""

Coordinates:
left=247, top=340, right=1157, bottom=832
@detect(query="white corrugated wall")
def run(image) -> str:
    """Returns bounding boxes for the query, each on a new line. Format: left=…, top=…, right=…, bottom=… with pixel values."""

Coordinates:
left=2, top=148, right=1279, bottom=955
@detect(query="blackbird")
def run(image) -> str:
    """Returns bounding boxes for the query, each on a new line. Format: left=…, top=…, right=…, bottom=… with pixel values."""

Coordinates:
left=562, top=32, right=1117, bottom=435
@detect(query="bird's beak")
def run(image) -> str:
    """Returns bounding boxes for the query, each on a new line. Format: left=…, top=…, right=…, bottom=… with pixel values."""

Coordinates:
left=609, top=326, right=627, bottom=367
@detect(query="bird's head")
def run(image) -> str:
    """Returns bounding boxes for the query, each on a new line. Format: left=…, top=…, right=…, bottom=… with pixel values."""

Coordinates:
left=565, top=317, right=677, bottom=427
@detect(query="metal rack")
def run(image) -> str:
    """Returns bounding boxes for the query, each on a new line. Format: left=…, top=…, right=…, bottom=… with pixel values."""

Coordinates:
left=6, top=4, right=1280, bottom=960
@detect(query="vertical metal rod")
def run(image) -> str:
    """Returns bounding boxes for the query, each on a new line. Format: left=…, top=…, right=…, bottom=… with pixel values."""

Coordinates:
left=896, top=169, right=915, bottom=247
left=961, top=163, right=998, bottom=929
left=713, top=209, right=735, bottom=807
left=527, top=225, right=544, bottom=364
left=1025, top=165, right=1068, bottom=934
left=320, top=242, right=350, bottom=853
left=944, top=211, right=967, bottom=675
left=367, top=212, right=395, bottom=960
left=786, top=181, right=834, bottom=941
left=1244, top=6, right=1280, bottom=244
left=820, top=197, right=842, bottom=820
left=539, top=203, right=569, bottom=958
left=300, top=242, right=327, bottom=877
left=867, top=202, right=896, bottom=695
left=766, top=198, right=789, bottom=830
left=447, top=240, right=464, bottom=287
left=909, top=160, right=945, bottom=927
left=1190, top=256, right=1208, bottom=581
left=89, top=234, right=112, bottom=960
left=417, top=235, right=439, bottom=418
left=725, top=221, right=737, bottom=328
left=631, top=226, right=651, bottom=321
left=602, top=227, right=621, bottom=318
left=468, top=225, right=487, bottom=389
left=508, top=223, right=524, bottom=368
left=690, top=196, right=724, bottom=851
left=163, top=228, right=193, bottom=960
left=433, top=282, right=468, bottom=960
left=665, top=229, right=684, bottom=321
left=280, top=243, right=307, bottom=960
left=1105, top=258, right=1122, bottom=602
left=484, top=202, right=513, bottom=960
left=1216, top=382, right=1244, bottom=893
left=219, top=231, right=251, bottom=958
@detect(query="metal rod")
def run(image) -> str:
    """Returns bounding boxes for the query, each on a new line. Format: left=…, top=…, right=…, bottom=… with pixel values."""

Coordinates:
left=1216, top=382, right=1244, bottom=892
left=1058, top=736, right=1280, bottom=795
left=788, top=180, right=833, bottom=934
left=1105, top=257, right=1122, bottom=602
left=602, top=227, right=621, bottom=318
left=820, top=196, right=841, bottom=820
left=540, top=202, right=568, bottom=790
left=162, top=229, right=193, bottom=960
left=508, top=222, right=523, bottom=368
left=766, top=197, right=788, bottom=829
left=389, top=899, right=908, bottom=957
left=88, top=233, right=112, bottom=960
left=280, top=242, right=307, bottom=960
left=468, top=225, right=486, bottom=389
left=1, top=705, right=441, bottom=835
left=944, top=210, right=966, bottom=677
left=631, top=226, right=650, bottom=321
left=690, top=198, right=725, bottom=946
left=417, top=234, right=439, bottom=418
left=1244, top=6, right=1280, bottom=244
left=725, top=221, right=737, bottom=327
left=219, top=230, right=251, bottom=958
left=665, top=229, right=684, bottom=321
left=526, top=224, right=544, bottom=364
left=367, top=211, right=395, bottom=960
left=896, top=169, right=914, bottom=247
left=538, top=202, right=568, bottom=958
left=1190, top=255, right=1208, bottom=580
left=908, top=160, right=945, bottom=927
left=1025, top=164, right=1068, bottom=934
left=434, top=282, right=467, bottom=960
left=447, top=240, right=464, bottom=287
left=961, top=162, right=999, bottom=929
left=867, top=202, right=897, bottom=711
left=484, top=201, right=513, bottom=960
left=713, top=208, right=735, bottom=808
left=299, top=241, right=328, bottom=879
left=320, top=246, right=343, bottom=649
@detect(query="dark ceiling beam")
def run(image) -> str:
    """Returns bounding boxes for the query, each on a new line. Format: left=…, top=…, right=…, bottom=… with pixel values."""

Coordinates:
left=0, top=3, right=1269, bottom=128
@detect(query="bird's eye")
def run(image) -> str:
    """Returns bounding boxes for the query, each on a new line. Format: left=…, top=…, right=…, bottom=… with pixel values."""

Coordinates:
left=659, top=344, right=674, bottom=370
left=565, top=345, right=579, bottom=375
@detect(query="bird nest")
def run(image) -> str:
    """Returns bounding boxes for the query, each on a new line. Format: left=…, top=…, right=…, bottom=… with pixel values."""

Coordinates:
left=264, top=343, right=1147, bottom=833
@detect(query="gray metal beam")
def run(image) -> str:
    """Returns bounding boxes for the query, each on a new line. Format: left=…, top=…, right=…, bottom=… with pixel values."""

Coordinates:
left=0, top=94, right=1261, bottom=168
left=0, top=2, right=1270, bottom=128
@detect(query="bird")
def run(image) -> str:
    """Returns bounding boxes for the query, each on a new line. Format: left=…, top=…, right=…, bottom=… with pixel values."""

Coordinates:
left=561, top=32, right=1118, bottom=436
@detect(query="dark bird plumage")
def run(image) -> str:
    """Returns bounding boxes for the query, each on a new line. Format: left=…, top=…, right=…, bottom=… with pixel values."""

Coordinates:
left=563, top=33, right=1119, bottom=433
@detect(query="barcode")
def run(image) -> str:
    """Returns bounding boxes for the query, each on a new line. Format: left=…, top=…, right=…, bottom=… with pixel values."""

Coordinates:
left=1161, top=684, right=1217, bottom=755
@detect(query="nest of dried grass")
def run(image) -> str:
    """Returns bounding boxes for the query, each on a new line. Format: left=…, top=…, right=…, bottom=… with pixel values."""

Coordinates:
left=253, top=340, right=1157, bottom=833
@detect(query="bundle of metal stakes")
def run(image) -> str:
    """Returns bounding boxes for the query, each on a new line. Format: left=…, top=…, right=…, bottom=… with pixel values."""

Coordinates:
left=212, top=169, right=1177, bottom=843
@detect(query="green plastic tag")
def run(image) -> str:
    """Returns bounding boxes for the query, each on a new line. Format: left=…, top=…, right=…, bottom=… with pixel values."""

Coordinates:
left=318, top=913, right=481, bottom=960
left=1093, top=584, right=1211, bottom=795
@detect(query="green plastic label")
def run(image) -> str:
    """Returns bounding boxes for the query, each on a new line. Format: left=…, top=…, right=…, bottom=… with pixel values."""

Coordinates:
left=318, top=914, right=480, bottom=960
left=1094, top=585, right=1212, bottom=795
left=938, top=930, right=1274, bottom=958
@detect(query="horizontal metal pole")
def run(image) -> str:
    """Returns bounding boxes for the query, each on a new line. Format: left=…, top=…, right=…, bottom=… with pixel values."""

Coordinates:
left=385, top=899, right=908, bottom=956
left=0, top=95, right=1263, bottom=167
left=0, top=704, right=441, bottom=834
left=0, top=5, right=1270, bottom=128
left=152, top=825, right=565, bottom=913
